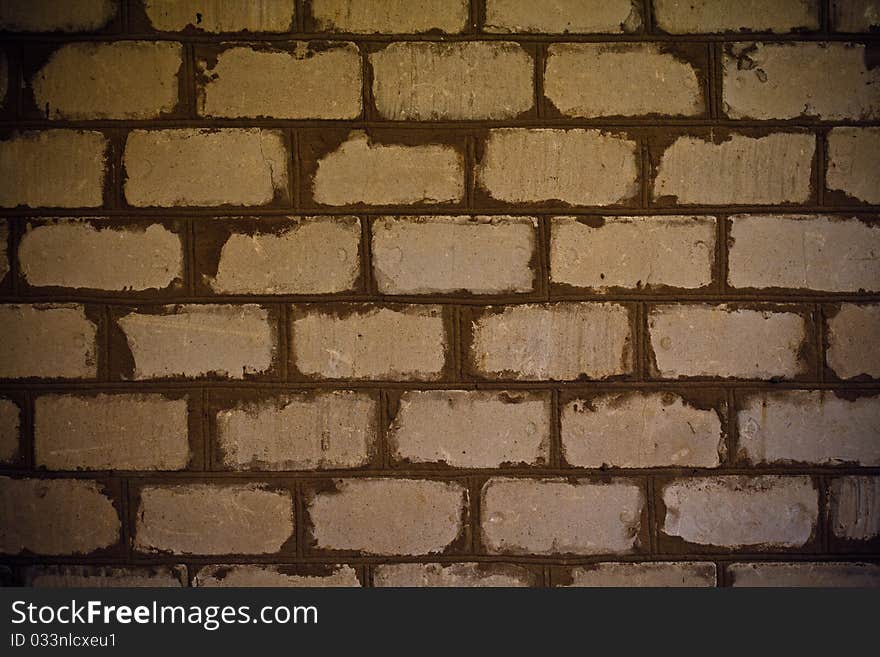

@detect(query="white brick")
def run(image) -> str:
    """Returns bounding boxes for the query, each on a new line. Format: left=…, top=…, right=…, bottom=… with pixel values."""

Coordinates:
left=143, top=0, right=295, bottom=32
left=826, top=127, right=880, bottom=204
left=26, top=565, right=186, bottom=587
left=826, top=304, right=880, bottom=379
left=484, top=0, right=641, bottom=33
left=194, top=564, right=360, bottom=587
left=310, top=0, right=468, bottom=33
left=831, top=0, right=880, bottom=31
left=653, top=0, right=819, bottom=33
left=561, top=562, right=717, bottom=587
left=729, top=562, right=880, bottom=587
left=374, top=563, right=536, bottom=587
left=829, top=476, right=880, bottom=541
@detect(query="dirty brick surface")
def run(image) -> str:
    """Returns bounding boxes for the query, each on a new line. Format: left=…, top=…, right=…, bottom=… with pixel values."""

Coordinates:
left=0, top=0, right=878, bottom=588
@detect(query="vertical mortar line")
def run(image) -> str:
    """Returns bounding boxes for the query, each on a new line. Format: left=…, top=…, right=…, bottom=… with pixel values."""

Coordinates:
left=452, top=305, right=463, bottom=382
left=8, top=216, right=21, bottom=297
left=717, top=562, right=728, bottom=588
left=279, top=303, right=290, bottom=382
left=818, top=475, right=830, bottom=553
left=361, top=215, right=374, bottom=295
left=642, top=0, right=653, bottom=33
left=378, top=388, right=389, bottom=470
left=183, top=42, right=196, bottom=119
left=533, top=43, right=544, bottom=120
left=361, top=43, right=374, bottom=122
left=295, top=0, right=306, bottom=32
left=469, top=475, right=482, bottom=555
left=294, top=480, right=304, bottom=559
left=465, top=134, right=476, bottom=210
left=550, top=388, right=561, bottom=468
left=15, top=43, right=24, bottom=120
left=645, top=475, right=658, bottom=555
left=716, top=213, right=728, bottom=293
left=635, top=302, right=646, bottom=381
left=639, top=135, right=650, bottom=209
left=121, top=477, right=132, bottom=561
left=22, top=389, right=34, bottom=470
left=474, top=0, right=486, bottom=32
left=815, top=129, right=826, bottom=207
left=362, top=564, right=373, bottom=588
left=185, top=218, right=196, bottom=295
left=706, top=42, right=717, bottom=120
left=202, top=387, right=211, bottom=471
left=102, top=305, right=112, bottom=382
left=111, top=129, right=124, bottom=210
left=542, top=565, right=551, bottom=588
left=289, top=128, right=300, bottom=211
left=815, top=303, right=826, bottom=383
left=820, top=0, right=830, bottom=35
left=537, top=215, right=551, bottom=301
left=725, top=388, right=737, bottom=467
left=712, top=42, right=724, bottom=123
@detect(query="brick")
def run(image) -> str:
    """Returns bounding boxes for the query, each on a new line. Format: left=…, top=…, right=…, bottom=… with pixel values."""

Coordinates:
left=373, top=563, right=537, bottom=587
left=723, top=42, right=880, bottom=121
left=829, top=476, right=880, bottom=541
left=826, top=304, right=880, bottom=379
left=206, top=217, right=361, bottom=295
left=484, top=0, right=641, bottom=33
left=123, top=129, right=289, bottom=207
left=550, top=216, right=715, bottom=291
left=661, top=476, right=818, bottom=548
left=477, top=128, right=639, bottom=205
left=389, top=390, right=550, bottom=468
left=134, top=484, right=294, bottom=555
left=0, top=398, right=20, bottom=462
left=653, top=0, right=819, bottom=33
left=561, top=392, right=724, bottom=468
left=34, top=393, right=190, bottom=471
left=307, top=478, right=467, bottom=555
left=728, top=215, right=880, bottom=292
left=0, top=477, right=119, bottom=555
left=194, top=564, right=360, bottom=587
left=197, top=43, right=361, bottom=119
left=25, top=565, right=186, bottom=587
left=372, top=216, right=536, bottom=294
left=291, top=305, right=447, bottom=380
left=311, top=131, right=464, bottom=206
left=832, top=0, right=880, bottom=31
left=545, top=43, right=704, bottom=117
left=729, top=562, right=880, bottom=587
left=216, top=391, right=376, bottom=470
left=0, top=221, right=7, bottom=280
left=0, top=304, right=98, bottom=379
left=143, top=0, right=295, bottom=32
left=117, top=304, right=276, bottom=380
left=559, top=562, right=717, bottom=587
left=653, top=133, right=814, bottom=205
left=738, top=391, right=880, bottom=466
left=19, top=220, right=183, bottom=292
left=826, top=127, right=880, bottom=204
left=310, top=0, right=467, bottom=33
left=32, top=42, right=181, bottom=120
left=648, top=304, right=808, bottom=379
left=370, top=42, right=533, bottom=120
left=468, top=303, right=632, bottom=381
left=0, top=51, right=9, bottom=109
left=481, top=478, right=644, bottom=555
left=0, top=0, right=118, bottom=32
left=0, top=130, right=106, bottom=208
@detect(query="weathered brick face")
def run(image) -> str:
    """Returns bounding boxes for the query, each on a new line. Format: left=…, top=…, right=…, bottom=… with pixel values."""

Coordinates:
left=1, top=0, right=878, bottom=589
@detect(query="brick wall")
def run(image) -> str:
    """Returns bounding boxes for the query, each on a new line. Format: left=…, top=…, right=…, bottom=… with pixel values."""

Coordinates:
left=0, top=0, right=879, bottom=588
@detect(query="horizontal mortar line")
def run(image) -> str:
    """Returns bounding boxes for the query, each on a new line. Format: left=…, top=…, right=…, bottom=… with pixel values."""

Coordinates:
left=3, top=467, right=878, bottom=478
left=3, top=119, right=880, bottom=129
left=5, top=32, right=880, bottom=44
left=3, top=206, right=880, bottom=218
left=3, top=554, right=878, bottom=568
left=3, top=293, right=880, bottom=304
left=2, top=381, right=878, bottom=391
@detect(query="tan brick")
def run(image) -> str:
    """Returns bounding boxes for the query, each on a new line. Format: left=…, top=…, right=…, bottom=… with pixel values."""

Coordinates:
left=0, top=0, right=118, bottom=32
left=728, top=215, right=880, bottom=292
left=25, top=565, right=186, bottom=587
left=484, top=0, right=641, bottom=33
left=661, top=476, right=818, bottom=548
left=311, top=131, right=463, bottom=206
left=481, top=478, right=644, bottom=555
left=0, top=221, right=7, bottom=280
left=829, top=476, right=880, bottom=541
left=826, top=127, right=880, bottom=204
left=19, top=221, right=183, bottom=291
left=123, top=129, right=289, bottom=207
left=653, top=133, right=814, bottom=205
left=134, top=484, right=294, bottom=555
left=372, top=216, right=536, bottom=294
left=729, top=562, right=880, bottom=587
left=827, top=304, right=880, bottom=379
left=653, top=0, right=819, bottom=33
left=831, top=0, right=880, bottom=31
left=546, top=43, right=703, bottom=117
left=389, top=390, right=550, bottom=468
left=562, top=392, right=724, bottom=468
left=307, top=478, right=467, bottom=555
left=738, top=391, right=880, bottom=466
left=371, top=42, right=533, bottom=120
left=197, top=43, right=361, bottom=119
left=207, top=217, right=360, bottom=295
left=0, top=304, right=98, bottom=379
left=478, top=128, right=639, bottom=205
left=648, top=304, right=807, bottom=379
left=34, top=393, right=190, bottom=471
left=143, top=0, right=295, bottom=32
left=310, top=0, right=467, bottom=33
left=0, top=398, right=20, bottom=462
left=560, top=562, right=717, bottom=587
left=117, top=305, right=276, bottom=380
left=291, top=305, right=447, bottom=381
left=551, top=216, right=715, bottom=291
left=374, top=563, right=536, bottom=587
left=0, top=477, right=119, bottom=555
left=33, top=42, right=181, bottom=120
left=469, top=303, right=632, bottom=381
left=194, top=564, right=360, bottom=587
left=0, top=130, right=106, bottom=208
left=216, top=391, right=376, bottom=470
left=723, top=42, right=880, bottom=120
